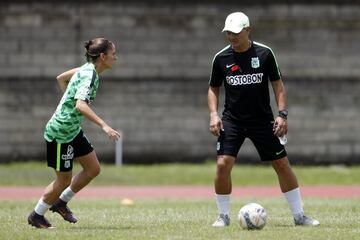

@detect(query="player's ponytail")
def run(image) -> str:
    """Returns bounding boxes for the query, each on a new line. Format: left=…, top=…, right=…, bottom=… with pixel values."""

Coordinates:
left=84, top=40, right=92, bottom=51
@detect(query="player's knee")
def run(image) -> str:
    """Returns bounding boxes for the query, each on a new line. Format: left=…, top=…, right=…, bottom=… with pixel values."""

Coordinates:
left=86, top=165, right=101, bottom=179
left=64, top=178, right=72, bottom=187
left=272, top=158, right=290, bottom=172
left=93, top=165, right=101, bottom=177
left=216, top=161, right=232, bottom=175
left=56, top=176, right=72, bottom=189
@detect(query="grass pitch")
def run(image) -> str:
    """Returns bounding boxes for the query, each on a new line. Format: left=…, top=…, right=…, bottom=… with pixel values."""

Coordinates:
left=0, top=162, right=359, bottom=186
left=1, top=162, right=359, bottom=239
left=1, top=198, right=359, bottom=240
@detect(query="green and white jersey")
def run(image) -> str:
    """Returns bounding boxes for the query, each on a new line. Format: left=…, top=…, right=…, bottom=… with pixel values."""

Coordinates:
left=44, top=62, right=99, bottom=143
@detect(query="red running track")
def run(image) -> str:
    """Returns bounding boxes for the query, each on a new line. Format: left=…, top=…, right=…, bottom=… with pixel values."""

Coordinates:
left=0, top=186, right=360, bottom=200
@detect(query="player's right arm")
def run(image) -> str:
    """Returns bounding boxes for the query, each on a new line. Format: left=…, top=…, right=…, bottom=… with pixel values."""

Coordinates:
left=208, top=86, right=223, bottom=137
left=56, top=68, right=79, bottom=92
left=208, top=55, right=224, bottom=137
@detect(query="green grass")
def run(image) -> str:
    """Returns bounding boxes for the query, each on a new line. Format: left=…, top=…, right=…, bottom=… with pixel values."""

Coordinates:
left=0, top=162, right=359, bottom=186
left=1, top=162, right=359, bottom=239
left=1, top=198, right=360, bottom=240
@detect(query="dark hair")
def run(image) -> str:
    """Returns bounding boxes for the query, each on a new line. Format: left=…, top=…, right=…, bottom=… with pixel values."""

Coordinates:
left=84, top=38, right=113, bottom=62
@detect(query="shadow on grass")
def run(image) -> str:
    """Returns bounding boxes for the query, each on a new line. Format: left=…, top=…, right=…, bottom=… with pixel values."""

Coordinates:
left=272, top=224, right=293, bottom=228
left=69, top=225, right=139, bottom=230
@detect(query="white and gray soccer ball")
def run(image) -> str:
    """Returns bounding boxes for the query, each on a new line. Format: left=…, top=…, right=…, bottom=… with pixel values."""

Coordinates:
left=238, top=203, right=267, bottom=230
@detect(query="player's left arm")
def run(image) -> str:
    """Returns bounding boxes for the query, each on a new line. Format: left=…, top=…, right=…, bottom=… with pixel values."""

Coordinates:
left=271, top=79, right=288, bottom=137
left=267, top=47, right=288, bottom=137
left=75, top=100, right=120, bottom=141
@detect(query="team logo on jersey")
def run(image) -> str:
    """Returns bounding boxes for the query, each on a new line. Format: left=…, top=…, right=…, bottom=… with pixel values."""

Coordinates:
left=251, top=57, right=260, bottom=68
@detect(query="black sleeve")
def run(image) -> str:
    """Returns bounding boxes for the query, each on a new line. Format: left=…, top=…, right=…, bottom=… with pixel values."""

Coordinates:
left=267, top=50, right=282, bottom=81
left=209, top=56, right=223, bottom=87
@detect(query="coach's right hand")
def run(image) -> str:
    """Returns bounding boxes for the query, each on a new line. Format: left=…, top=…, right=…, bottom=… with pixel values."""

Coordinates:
left=209, top=112, right=223, bottom=137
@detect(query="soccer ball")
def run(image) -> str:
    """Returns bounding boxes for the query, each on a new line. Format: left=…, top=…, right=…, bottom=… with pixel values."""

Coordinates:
left=238, top=203, right=267, bottom=230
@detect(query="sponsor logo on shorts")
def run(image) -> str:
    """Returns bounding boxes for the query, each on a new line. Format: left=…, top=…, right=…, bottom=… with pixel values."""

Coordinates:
left=61, top=145, right=74, bottom=169
left=62, top=145, right=74, bottom=161
left=64, top=160, right=70, bottom=168
left=225, top=73, right=263, bottom=86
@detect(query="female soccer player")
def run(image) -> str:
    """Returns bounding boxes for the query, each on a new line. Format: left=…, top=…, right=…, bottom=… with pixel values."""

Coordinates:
left=28, top=38, right=120, bottom=228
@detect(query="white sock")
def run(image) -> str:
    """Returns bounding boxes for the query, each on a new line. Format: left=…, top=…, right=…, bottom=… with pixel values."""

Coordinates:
left=34, top=198, right=51, bottom=216
left=215, top=194, right=230, bottom=216
left=283, top=187, right=304, bottom=218
left=59, top=187, right=76, bottom=203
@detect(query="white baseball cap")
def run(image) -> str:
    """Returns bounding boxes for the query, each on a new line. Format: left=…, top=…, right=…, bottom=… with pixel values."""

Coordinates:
left=222, top=12, right=250, bottom=34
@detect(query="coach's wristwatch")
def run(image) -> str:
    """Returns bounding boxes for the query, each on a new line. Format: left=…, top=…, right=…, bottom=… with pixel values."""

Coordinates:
left=278, top=110, right=288, bottom=119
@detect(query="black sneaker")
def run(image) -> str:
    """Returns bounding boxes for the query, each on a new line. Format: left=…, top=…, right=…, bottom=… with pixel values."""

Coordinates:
left=28, top=210, right=52, bottom=229
left=49, top=199, right=78, bottom=223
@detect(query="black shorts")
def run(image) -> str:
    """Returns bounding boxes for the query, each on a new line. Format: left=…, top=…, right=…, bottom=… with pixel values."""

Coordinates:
left=216, top=119, right=287, bottom=161
left=46, top=130, right=93, bottom=172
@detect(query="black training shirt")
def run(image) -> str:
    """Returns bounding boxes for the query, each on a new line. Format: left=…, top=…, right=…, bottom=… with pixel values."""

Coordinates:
left=209, top=41, right=282, bottom=126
